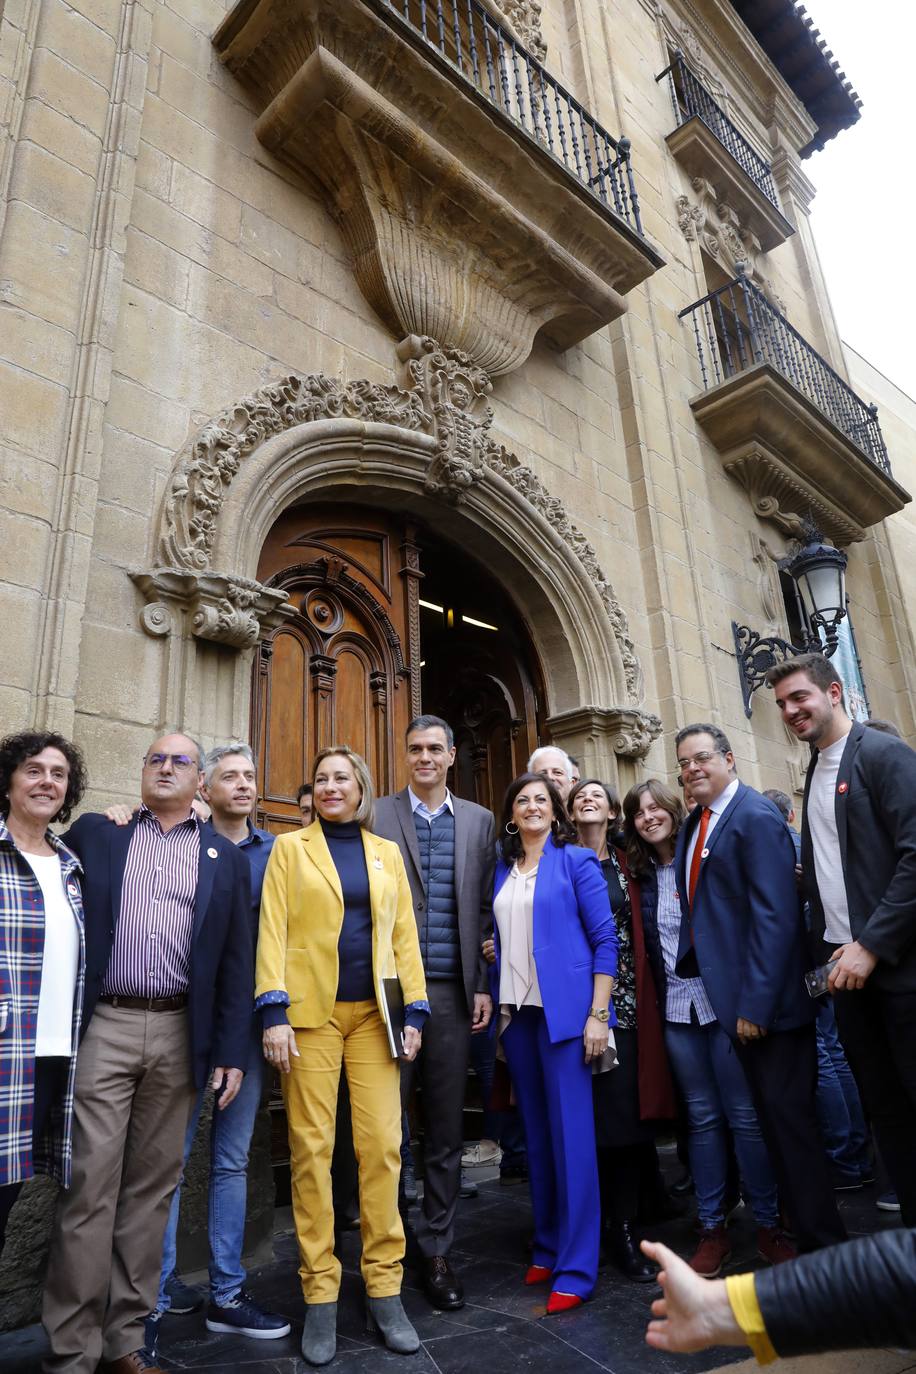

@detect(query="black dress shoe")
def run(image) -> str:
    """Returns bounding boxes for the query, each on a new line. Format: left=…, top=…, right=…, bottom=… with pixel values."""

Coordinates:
left=606, top=1221, right=657, bottom=1284
left=422, top=1255, right=465, bottom=1310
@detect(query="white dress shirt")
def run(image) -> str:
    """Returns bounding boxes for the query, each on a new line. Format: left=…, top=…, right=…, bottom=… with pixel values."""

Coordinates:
left=685, top=777, right=740, bottom=879
left=408, top=786, right=454, bottom=825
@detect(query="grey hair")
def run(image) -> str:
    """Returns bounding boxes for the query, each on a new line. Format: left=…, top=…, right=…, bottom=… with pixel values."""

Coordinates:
left=674, top=723, right=733, bottom=757
left=203, top=742, right=255, bottom=787
left=527, top=745, right=573, bottom=781
left=762, top=788, right=794, bottom=822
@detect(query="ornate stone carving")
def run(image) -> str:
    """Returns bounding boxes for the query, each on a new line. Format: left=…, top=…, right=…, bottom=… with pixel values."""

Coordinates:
left=130, top=569, right=295, bottom=648
left=161, top=373, right=429, bottom=572
left=494, top=0, right=547, bottom=61
left=546, top=705, right=664, bottom=763
left=400, top=336, right=494, bottom=499
left=676, top=180, right=786, bottom=311
left=148, top=339, right=647, bottom=705
left=724, top=448, right=864, bottom=545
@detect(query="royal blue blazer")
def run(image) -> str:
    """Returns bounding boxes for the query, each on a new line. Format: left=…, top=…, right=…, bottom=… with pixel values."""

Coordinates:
left=491, top=838, right=618, bottom=1042
left=673, top=782, right=813, bottom=1035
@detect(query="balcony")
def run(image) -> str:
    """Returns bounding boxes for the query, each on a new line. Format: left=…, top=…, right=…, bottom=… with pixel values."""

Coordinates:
left=657, top=51, right=793, bottom=252
left=681, top=274, right=910, bottom=543
left=214, top=0, right=664, bottom=376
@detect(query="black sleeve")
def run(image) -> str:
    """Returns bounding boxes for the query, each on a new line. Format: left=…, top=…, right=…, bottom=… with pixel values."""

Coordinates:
left=856, top=741, right=916, bottom=965
left=756, top=1228, right=916, bottom=1357
left=211, top=845, right=255, bottom=1071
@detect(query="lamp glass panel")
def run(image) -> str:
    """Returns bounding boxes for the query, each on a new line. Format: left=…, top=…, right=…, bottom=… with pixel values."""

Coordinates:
left=796, top=561, right=845, bottom=623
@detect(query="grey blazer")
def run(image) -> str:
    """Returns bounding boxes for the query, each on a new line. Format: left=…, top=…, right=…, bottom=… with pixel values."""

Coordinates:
left=373, top=789, right=496, bottom=1012
left=801, top=721, right=916, bottom=992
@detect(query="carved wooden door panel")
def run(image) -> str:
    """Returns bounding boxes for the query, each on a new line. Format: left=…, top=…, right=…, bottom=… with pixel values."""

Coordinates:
left=253, top=505, right=420, bottom=832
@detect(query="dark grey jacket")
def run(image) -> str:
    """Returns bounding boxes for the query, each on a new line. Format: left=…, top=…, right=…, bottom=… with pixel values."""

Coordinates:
left=373, top=789, right=495, bottom=1012
left=801, top=721, right=916, bottom=991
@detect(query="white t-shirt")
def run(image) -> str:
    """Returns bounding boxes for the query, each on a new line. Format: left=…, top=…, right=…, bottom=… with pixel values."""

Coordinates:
left=807, top=735, right=853, bottom=945
left=24, top=852, right=80, bottom=1057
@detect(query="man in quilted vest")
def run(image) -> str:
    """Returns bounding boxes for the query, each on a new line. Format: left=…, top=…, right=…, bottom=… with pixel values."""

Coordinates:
left=374, top=716, right=495, bottom=1312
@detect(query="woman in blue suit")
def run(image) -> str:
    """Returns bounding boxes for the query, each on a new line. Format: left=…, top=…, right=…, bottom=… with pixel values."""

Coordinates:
left=492, top=772, right=617, bottom=1312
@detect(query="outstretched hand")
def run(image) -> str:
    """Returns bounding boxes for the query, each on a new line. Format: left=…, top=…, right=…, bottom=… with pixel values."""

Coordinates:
left=641, top=1240, right=746, bottom=1354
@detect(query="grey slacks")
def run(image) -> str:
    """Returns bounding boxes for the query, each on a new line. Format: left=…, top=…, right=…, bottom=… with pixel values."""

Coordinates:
left=42, top=1002, right=196, bottom=1373
left=400, top=979, right=470, bottom=1258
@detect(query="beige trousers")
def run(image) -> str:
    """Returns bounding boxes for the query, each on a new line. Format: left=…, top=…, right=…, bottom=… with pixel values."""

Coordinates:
left=284, top=1000, right=404, bottom=1302
left=42, top=1003, right=196, bottom=1373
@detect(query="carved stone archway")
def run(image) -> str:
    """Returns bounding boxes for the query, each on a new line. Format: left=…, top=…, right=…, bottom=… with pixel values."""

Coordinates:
left=133, top=338, right=661, bottom=759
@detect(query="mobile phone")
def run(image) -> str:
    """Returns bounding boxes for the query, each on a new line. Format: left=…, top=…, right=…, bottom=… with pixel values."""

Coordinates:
left=804, top=959, right=838, bottom=998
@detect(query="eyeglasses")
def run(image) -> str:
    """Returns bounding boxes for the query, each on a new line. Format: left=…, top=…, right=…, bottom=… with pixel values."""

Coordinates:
left=145, top=753, right=198, bottom=770
left=676, top=750, right=725, bottom=774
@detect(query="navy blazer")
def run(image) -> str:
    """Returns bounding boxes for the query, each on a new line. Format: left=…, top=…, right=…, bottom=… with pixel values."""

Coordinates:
left=674, top=782, right=813, bottom=1035
left=491, top=838, right=617, bottom=1043
left=64, top=812, right=254, bottom=1087
left=801, top=722, right=916, bottom=992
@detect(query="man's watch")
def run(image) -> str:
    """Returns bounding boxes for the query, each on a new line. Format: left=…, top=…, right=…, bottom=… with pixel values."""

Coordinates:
left=588, top=1006, right=610, bottom=1022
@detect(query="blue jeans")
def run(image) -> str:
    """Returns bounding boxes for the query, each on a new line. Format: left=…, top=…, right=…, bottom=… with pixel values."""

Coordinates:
left=815, top=998, right=871, bottom=1178
left=664, top=1020, right=779, bottom=1230
left=468, top=1026, right=527, bottom=1169
left=157, top=1028, right=265, bottom=1311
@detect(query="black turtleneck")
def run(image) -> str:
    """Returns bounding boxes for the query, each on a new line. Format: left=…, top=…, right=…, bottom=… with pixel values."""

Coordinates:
left=320, top=816, right=374, bottom=1002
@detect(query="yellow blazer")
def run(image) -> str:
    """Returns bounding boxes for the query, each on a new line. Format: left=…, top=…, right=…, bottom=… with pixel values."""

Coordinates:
left=256, top=820, right=427, bottom=1028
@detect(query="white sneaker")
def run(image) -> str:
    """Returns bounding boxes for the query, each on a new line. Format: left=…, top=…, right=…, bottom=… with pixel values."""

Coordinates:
left=461, top=1140, right=502, bottom=1168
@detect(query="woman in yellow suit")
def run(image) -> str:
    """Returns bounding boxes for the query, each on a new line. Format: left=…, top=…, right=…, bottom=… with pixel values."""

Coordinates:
left=256, top=746, right=428, bottom=1366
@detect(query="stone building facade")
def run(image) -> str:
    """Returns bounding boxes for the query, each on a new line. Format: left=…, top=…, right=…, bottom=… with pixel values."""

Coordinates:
left=1, top=0, right=914, bottom=1327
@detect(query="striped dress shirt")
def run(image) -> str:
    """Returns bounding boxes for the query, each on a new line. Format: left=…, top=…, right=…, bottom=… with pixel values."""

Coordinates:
left=656, top=860, right=716, bottom=1025
left=101, top=806, right=199, bottom=999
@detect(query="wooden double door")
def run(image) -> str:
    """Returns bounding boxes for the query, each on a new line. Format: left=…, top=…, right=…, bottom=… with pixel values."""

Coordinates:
left=252, top=503, right=545, bottom=827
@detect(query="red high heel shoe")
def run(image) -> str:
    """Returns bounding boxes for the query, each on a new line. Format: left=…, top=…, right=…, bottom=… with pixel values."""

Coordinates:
left=546, top=1291, right=583, bottom=1315
left=524, top=1265, right=553, bottom=1286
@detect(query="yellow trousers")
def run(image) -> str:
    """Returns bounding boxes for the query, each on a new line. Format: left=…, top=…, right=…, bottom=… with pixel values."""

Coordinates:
left=283, top=1000, right=404, bottom=1302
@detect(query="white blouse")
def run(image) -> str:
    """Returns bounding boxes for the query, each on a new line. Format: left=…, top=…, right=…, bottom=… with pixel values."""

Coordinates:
left=24, top=851, right=79, bottom=1057
left=494, top=863, right=542, bottom=1009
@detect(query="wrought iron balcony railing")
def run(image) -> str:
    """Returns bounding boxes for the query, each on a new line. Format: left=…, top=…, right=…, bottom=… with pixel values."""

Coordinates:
left=680, top=274, right=890, bottom=473
left=381, top=0, right=645, bottom=236
left=656, top=51, right=780, bottom=211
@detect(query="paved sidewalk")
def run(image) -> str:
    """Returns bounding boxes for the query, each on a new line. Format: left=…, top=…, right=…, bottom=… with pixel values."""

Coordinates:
left=0, top=1167, right=906, bottom=1372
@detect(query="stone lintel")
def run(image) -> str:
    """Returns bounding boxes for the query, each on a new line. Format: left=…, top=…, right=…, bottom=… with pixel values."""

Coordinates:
left=690, top=364, right=911, bottom=543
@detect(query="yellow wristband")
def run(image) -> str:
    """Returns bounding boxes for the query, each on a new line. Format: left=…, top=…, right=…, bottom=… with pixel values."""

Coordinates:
left=725, top=1273, right=778, bottom=1366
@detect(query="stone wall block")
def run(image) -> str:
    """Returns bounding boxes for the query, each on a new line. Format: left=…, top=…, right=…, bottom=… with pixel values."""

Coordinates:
left=0, top=203, right=89, bottom=333
left=37, top=1, right=117, bottom=88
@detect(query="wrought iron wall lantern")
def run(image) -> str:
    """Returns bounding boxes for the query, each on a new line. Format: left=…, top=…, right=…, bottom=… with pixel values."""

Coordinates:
left=732, top=533, right=848, bottom=717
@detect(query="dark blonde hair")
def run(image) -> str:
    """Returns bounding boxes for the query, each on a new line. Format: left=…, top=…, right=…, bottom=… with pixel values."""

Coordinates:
left=622, top=778, right=685, bottom=878
left=312, top=746, right=375, bottom=829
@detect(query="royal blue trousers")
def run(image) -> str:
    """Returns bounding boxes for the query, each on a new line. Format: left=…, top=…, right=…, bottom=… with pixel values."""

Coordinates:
left=500, top=1006, right=599, bottom=1299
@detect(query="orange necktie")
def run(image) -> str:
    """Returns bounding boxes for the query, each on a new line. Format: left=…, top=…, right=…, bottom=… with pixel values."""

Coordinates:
left=688, top=807, right=712, bottom=909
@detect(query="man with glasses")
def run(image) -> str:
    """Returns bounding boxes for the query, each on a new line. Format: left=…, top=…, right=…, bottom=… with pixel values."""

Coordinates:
left=673, top=724, right=845, bottom=1260
left=42, top=733, right=253, bottom=1374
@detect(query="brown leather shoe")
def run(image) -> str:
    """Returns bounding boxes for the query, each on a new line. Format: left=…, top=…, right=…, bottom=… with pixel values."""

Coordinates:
left=756, top=1226, right=797, bottom=1266
left=688, top=1226, right=732, bottom=1278
left=98, top=1353, right=165, bottom=1373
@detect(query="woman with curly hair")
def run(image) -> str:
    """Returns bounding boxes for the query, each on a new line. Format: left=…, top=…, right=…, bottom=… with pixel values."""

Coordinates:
left=0, top=730, right=88, bottom=1253
left=490, top=772, right=617, bottom=1314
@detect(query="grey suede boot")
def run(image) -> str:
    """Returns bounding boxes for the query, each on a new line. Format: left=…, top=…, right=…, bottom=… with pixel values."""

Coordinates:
left=365, top=1294, right=420, bottom=1353
left=301, top=1301, right=338, bottom=1366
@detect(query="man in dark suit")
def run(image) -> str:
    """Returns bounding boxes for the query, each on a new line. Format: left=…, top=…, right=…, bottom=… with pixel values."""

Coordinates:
left=374, top=715, right=495, bottom=1311
left=674, top=723, right=845, bottom=1254
left=42, top=733, right=253, bottom=1374
left=768, top=653, right=916, bottom=1225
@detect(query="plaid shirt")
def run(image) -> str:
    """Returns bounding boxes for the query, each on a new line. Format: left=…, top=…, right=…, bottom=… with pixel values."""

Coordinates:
left=0, top=817, right=85, bottom=1188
